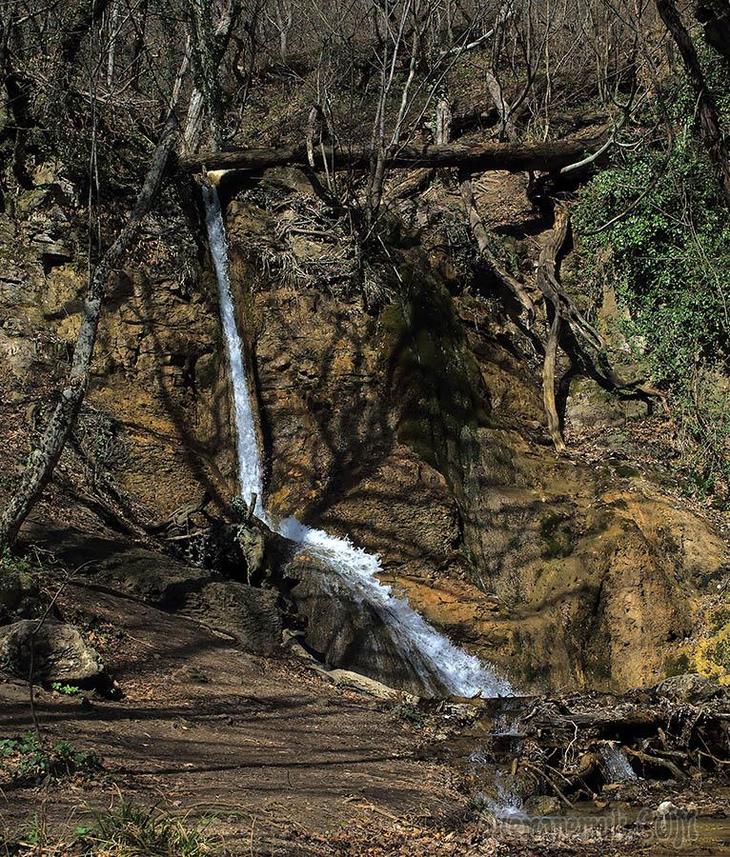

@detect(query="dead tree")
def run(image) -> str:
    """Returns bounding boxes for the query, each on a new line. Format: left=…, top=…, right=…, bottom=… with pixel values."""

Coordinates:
left=655, top=0, right=730, bottom=207
left=181, top=136, right=606, bottom=175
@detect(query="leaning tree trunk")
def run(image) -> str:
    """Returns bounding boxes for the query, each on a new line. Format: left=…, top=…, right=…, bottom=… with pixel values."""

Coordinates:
left=655, top=0, right=730, bottom=207
left=535, top=204, right=571, bottom=453
left=0, top=118, right=179, bottom=549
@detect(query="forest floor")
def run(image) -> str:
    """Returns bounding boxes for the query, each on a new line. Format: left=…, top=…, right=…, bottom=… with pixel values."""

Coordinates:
left=0, top=584, right=728, bottom=856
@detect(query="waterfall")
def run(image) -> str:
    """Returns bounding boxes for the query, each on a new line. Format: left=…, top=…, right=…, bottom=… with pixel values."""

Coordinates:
left=203, top=185, right=512, bottom=699
left=203, top=184, right=265, bottom=519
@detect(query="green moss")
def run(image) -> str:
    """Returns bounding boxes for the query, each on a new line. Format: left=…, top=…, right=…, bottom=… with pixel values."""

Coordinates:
left=664, top=652, right=691, bottom=677
left=380, top=263, right=490, bottom=481
left=539, top=513, right=575, bottom=559
left=711, top=608, right=730, bottom=633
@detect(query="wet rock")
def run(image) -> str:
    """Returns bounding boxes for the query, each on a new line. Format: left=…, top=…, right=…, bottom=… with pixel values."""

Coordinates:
left=655, top=800, right=695, bottom=819
left=524, top=795, right=562, bottom=816
left=0, top=620, right=105, bottom=685
left=286, top=552, right=448, bottom=698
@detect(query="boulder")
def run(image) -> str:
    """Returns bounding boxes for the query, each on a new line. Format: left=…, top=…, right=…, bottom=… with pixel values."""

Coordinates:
left=286, top=551, right=449, bottom=698
left=178, top=580, right=282, bottom=655
left=0, top=620, right=105, bottom=685
left=322, top=668, right=419, bottom=702
left=654, top=673, right=728, bottom=705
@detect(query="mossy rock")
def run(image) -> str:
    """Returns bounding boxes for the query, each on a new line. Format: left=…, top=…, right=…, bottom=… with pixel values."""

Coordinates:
left=379, top=263, right=490, bottom=480
left=0, top=569, right=41, bottom=624
left=539, top=513, right=575, bottom=559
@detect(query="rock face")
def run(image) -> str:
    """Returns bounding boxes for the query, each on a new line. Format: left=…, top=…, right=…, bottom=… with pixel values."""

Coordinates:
left=1, top=165, right=727, bottom=693
left=0, top=620, right=105, bottom=685
left=286, top=552, right=445, bottom=697
left=180, top=580, right=282, bottom=655
left=53, top=533, right=285, bottom=656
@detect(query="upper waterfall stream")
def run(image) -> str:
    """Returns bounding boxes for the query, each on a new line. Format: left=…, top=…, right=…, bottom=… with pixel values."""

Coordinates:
left=203, top=184, right=511, bottom=699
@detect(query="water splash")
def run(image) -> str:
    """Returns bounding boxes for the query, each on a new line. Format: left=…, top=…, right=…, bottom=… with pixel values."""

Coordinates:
left=279, top=517, right=512, bottom=697
left=203, top=185, right=512, bottom=699
left=471, top=766, right=528, bottom=821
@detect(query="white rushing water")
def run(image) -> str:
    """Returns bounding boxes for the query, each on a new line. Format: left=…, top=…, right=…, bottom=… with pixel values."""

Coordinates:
left=203, top=184, right=511, bottom=699
left=203, top=185, right=265, bottom=519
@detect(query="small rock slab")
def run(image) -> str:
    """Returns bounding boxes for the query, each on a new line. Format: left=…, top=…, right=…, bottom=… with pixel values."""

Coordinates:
left=0, top=620, right=105, bottom=686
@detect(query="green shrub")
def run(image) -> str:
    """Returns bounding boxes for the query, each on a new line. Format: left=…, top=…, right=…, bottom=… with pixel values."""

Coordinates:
left=573, top=50, right=730, bottom=497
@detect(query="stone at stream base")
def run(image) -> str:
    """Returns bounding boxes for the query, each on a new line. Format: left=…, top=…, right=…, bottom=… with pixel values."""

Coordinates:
left=524, top=795, right=562, bottom=816
left=0, top=620, right=105, bottom=686
left=285, top=552, right=450, bottom=698
left=653, top=673, right=729, bottom=705
left=320, top=668, right=420, bottom=702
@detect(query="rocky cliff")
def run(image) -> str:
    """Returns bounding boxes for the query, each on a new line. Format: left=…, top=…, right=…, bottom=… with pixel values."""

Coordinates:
left=1, top=163, right=727, bottom=693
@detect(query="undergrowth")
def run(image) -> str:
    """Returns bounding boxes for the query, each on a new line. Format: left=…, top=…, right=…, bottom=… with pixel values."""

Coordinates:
left=2, top=802, right=224, bottom=856
left=573, top=49, right=730, bottom=499
left=0, top=733, right=101, bottom=788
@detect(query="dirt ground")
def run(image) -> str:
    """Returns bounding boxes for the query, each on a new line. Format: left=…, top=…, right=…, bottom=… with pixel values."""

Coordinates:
left=1, top=584, right=728, bottom=856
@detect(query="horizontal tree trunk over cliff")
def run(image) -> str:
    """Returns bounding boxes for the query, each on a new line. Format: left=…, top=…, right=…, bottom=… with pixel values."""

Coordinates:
left=180, top=136, right=606, bottom=176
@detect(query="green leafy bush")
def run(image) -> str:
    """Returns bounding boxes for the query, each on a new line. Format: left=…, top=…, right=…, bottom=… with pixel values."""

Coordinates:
left=52, top=681, right=82, bottom=696
left=573, top=52, right=730, bottom=496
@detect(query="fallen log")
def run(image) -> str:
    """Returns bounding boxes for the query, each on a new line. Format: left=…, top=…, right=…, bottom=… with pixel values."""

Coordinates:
left=179, top=136, right=606, bottom=176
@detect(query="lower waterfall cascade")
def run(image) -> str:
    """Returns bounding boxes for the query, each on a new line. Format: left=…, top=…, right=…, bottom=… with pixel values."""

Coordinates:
left=203, top=184, right=512, bottom=699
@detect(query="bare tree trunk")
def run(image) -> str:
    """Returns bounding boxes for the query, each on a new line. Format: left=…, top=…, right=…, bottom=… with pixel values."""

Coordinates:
left=655, top=0, right=730, bottom=207
left=130, top=0, right=149, bottom=91
left=106, top=0, right=119, bottom=86
left=0, top=117, right=179, bottom=549
left=434, top=97, right=452, bottom=145
left=182, top=0, right=239, bottom=156
left=535, top=203, right=571, bottom=452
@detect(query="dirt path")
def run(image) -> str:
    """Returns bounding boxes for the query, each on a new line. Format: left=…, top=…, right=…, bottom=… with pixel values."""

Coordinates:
left=0, top=584, right=460, bottom=852
left=2, top=584, right=728, bottom=856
